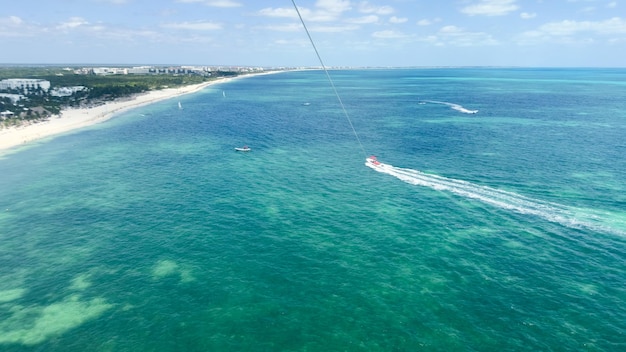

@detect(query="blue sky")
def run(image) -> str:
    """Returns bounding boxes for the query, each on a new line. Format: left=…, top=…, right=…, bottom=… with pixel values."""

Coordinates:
left=1, top=0, right=625, bottom=67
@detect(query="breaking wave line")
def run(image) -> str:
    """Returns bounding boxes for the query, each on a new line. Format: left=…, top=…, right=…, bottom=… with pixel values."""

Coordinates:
left=366, top=160, right=625, bottom=236
left=422, top=100, right=478, bottom=114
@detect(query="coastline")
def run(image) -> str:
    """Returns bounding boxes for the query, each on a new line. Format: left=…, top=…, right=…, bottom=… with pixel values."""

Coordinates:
left=0, top=71, right=281, bottom=154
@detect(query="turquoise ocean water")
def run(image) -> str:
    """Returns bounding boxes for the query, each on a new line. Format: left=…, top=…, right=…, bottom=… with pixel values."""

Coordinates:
left=1, top=68, right=625, bottom=351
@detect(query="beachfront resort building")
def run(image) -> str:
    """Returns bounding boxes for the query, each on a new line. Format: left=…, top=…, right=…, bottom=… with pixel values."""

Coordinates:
left=0, top=79, right=51, bottom=94
left=91, top=67, right=129, bottom=75
left=1, top=110, right=15, bottom=119
left=0, top=93, right=23, bottom=104
left=50, top=86, right=87, bottom=97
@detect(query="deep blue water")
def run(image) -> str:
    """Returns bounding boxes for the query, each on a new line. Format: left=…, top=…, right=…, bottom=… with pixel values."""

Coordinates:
left=1, top=68, right=625, bottom=351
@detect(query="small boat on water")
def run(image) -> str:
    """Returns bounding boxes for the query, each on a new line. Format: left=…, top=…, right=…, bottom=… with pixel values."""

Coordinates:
left=366, top=155, right=383, bottom=168
left=235, top=146, right=251, bottom=152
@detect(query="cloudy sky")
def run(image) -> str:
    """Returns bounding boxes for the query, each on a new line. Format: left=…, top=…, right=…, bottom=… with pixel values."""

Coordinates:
left=1, top=0, right=625, bottom=67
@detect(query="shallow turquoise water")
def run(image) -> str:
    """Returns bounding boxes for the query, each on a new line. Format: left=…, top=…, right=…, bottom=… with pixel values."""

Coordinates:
left=1, top=68, right=625, bottom=351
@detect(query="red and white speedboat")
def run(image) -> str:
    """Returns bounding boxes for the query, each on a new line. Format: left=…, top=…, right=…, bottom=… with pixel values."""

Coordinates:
left=366, top=155, right=383, bottom=168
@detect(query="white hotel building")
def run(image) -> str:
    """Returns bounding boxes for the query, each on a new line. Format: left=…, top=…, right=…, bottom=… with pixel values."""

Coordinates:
left=0, top=78, right=51, bottom=93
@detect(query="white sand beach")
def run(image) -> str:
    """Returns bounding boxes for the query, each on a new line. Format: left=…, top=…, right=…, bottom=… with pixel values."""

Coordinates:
left=0, top=72, right=279, bottom=153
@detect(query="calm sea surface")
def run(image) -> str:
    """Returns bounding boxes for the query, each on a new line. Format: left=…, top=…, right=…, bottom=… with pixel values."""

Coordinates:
left=1, top=68, right=625, bottom=351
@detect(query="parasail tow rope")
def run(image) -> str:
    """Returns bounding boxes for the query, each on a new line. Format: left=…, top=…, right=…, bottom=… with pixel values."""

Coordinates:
left=291, top=0, right=368, bottom=159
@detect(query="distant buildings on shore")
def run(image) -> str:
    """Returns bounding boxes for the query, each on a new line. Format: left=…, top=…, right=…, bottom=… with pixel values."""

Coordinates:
left=73, top=65, right=272, bottom=76
left=0, top=78, right=51, bottom=93
left=1, top=65, right=269, bottom=107
left=0, top=78, right=86, bottom=103
left=1, top=65, right=284, bottom=121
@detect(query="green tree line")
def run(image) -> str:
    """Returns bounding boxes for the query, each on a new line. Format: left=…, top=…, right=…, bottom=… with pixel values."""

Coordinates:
left=1, top=67, right=242, bottom=128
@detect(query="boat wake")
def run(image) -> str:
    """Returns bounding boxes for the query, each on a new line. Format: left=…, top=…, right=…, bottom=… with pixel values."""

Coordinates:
left=422, top=100, right=478, bottom=114
left=366, top=159, right=625, bottom=236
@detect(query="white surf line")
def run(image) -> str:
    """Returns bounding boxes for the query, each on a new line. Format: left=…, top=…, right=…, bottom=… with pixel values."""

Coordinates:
left=366, top=161, right=625, bottom=236
left=422, top=100, right=478, bottom=114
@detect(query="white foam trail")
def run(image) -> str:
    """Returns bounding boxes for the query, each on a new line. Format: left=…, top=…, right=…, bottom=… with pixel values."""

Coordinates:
left=366, top=160, right=625, bottom=236
left=422, top=100, right=478, bottom=114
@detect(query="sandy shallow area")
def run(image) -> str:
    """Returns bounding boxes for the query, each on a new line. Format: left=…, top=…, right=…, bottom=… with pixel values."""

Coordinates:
left=0, top=72, right=280, bottom=154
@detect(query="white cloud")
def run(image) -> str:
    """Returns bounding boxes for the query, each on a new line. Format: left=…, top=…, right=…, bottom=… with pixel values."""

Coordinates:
left=206, top=0, right=242, bottom=7
left=435, top=25, right=499, bottom=46
left=258, top=7, right=331, bottom=22
left=608, top=37, right=625, bottom=44
left=539, top=17, right=626, bottom=36
left=417, top=18, right=442, bottom=26
left=258, top=7, right=298, bottom=19
left=372, top=30, right=409, bottom=39
left=359, top=1, right=395, bottom=15
left=0, top=16, right=29, bottom=37
left=260, top=22, right=359, bottom=34
left=439, top=25, right=463, bottom=34
left=259, top=1, right=351, bottom=22
left=310, top=24, right=360, bottom=33
left=57, top=17, right=89, bottom=30
left=162, top=21, right=223, bottom=31
left=461, top=0, right=519, bottom=16
left=517, top=17, right=626, bottom=45
left=607, top=2, right=617, bottom=8
left=177, top=0, right=241, bottom=6
left=99, top=28, right=163, bottom=42
left=389, top=16, right=408, bottom=24
left=316, top=0, right=352, bottom=13
left=96, top=0, right=128, bottom=4
left=520, top=12, right=537, bottom=19
left=261, top=23, right=303, bottom=32
left=0, top=16, right=23, bottom=26
left=346, top=15, right=379, bottom=24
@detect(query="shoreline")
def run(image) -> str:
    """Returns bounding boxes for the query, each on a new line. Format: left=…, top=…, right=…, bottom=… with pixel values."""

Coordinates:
left=0, top=71, right=282, bottom=155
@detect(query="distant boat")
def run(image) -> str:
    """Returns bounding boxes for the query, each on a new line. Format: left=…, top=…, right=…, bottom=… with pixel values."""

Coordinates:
left=178, top=101, right=183, bottom=109
left=235, top=146, right=251, bottom=152
left=302, top=102, right=311, bottom=106
left=366, top=155, right=383, bottom=168
left=222, top=91, right=226, bottom=98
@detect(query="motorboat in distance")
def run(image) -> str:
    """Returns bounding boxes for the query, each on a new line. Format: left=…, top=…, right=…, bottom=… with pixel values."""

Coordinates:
left=366, top=155, right=390, bottom=172
left=366, top=155, right=383, bottom=168
left=235, top=146, right=251, bottom=152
